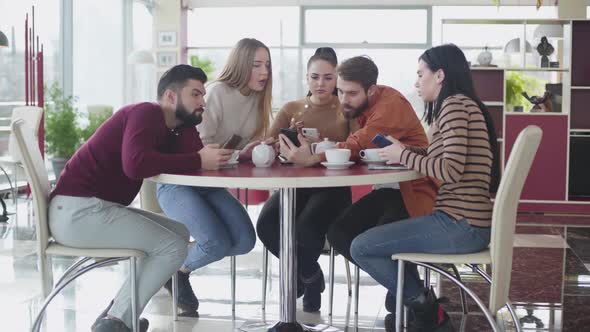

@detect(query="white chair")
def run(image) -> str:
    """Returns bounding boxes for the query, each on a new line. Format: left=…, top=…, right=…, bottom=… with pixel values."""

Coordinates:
left=0, top=106, right=43, bottom=213
left=392, top=125, right=542, bottom=332
left=12, top=119, right=162, bottom=332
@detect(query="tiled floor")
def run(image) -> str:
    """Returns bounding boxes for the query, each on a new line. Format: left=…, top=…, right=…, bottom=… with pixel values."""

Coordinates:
left=1, top=196, right=590, bottom=331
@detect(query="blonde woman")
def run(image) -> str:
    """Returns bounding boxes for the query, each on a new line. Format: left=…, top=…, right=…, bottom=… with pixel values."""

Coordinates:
left=198, top=37, right=273, bottom=153
left=156, top=38, right=272, bottom=314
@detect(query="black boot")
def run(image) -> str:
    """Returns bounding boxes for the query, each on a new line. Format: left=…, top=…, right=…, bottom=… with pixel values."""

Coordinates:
left=91, top=300, right=149, bottom=332
left=301, top=268, right=325, bottom=313
left=405, top=287, right=453, bottom=332
left=297, top=276, right=304, bottom=299
left=384, top=291, right=417, bottom=332
left=385, top=290, right=395, bottom=313
left=164, top=270, right=199, bottom=315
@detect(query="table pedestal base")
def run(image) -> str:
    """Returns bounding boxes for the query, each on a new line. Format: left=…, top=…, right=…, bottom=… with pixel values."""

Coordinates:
left=240, top=321, right=343, bottom=332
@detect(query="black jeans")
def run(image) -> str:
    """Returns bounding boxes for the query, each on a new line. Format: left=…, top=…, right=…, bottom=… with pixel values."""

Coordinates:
left=327, top=188, right=409, bottom=265
left=256, top=187, right=352, bottom=278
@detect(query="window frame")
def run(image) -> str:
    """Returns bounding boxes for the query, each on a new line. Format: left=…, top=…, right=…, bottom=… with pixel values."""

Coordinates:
left=300, top=5, right=432, bottom=49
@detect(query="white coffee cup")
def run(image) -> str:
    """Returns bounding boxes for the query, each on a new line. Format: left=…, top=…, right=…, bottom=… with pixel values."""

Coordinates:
left=360, top=148, right=383, bottom=161
left=228, top=150, right=240, bottom=163
left=325, top=149, right=351, bottom=164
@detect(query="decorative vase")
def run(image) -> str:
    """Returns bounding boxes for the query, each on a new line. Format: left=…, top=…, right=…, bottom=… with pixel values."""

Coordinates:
left=477, top=46, right=493, bottom=66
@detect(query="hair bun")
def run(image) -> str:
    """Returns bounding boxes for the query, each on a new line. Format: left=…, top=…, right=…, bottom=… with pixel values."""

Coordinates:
left=314, top=47, right=337, bottom=62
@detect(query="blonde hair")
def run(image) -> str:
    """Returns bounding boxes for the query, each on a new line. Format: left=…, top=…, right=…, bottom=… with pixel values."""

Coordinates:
left=216, top=38, right=272, bottom=139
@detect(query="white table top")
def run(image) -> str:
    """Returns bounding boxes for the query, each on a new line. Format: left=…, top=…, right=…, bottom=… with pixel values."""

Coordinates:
left=149, top=162, right=422, bottom=189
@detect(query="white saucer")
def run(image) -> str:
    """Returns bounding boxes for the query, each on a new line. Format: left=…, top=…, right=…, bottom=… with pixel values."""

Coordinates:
left=361, top=158, right=386, bottom=165
left=321, top=161, right=354, bottom=169
left=220, top=161, right=239, bottom=169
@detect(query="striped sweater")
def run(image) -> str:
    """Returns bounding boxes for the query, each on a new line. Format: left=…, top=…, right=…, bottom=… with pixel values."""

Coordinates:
left=400, top=95, right=493, bottom=227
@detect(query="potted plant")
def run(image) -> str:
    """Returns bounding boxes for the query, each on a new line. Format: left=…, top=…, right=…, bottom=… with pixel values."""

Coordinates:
left=505, top=71, right=545, bottom=112
left=44, top=82, right=81, bottom=178
left=44, top=83, right=113, bottom=178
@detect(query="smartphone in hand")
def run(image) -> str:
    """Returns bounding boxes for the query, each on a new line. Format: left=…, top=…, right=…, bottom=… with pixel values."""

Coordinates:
left=280, top=128, right=301, bottom=147
left=222, top=134, right=243, bottom=149
left=372, top=134, right=393, bottom=148
left=301, top=127, right=319, bottom=140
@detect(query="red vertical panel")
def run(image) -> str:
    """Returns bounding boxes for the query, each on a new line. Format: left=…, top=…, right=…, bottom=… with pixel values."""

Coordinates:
left=488, top=105, right=503, bottom=138
left=471, top=69, right=504, bottom=102
left=572, top=21, right=590, bottom=87
left=505, top=114, right=568, bottom=201
left=571, top=90, right=590, bottom=130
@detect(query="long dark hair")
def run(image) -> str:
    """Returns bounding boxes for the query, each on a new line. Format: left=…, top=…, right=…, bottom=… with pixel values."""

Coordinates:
left=307, top=47, right=338, bottom=97
left=419, top=44, right=501, bottom=193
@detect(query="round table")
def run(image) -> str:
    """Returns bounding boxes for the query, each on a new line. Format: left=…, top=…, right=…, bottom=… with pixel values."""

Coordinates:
left=150, top=162, right=422, bottom=332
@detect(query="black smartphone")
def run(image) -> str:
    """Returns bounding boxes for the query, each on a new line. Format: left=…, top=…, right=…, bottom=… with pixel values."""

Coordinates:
left=280, top=128, right=301, bottom=147
left=222, top=134, right=242, bottom=149
left=372, top=134, right=393, bottom=148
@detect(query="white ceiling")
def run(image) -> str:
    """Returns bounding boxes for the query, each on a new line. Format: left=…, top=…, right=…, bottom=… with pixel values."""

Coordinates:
left=187, top=0, right=589, bottom=8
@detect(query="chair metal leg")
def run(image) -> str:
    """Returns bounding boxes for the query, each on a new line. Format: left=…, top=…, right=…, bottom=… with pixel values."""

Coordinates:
left=353, top=264, right=360, bottom=328
left=32, top=257, right=127, bottom=332
left=415, top=262, right=501, bottom=332
left=354, top=265, right=360, bottom=315
left=13, top=164, right=17, bottom=206
left=395, top=260, right=405, bottom=332
left=470, top=264, right=523, bottom=332
left=261, top=247, right=269, bottom=311
left=344, top=258, right=352, bottom=297
left=172, top=273, right=178, bottom=321
left=54, top=257, right=93, bottom=289
left=423, top=266, right=430, bottom=287
left=130, top=257, right=139, bottom=332
left=231, top=255, right=236, bottom=318
left=450, top=264, right=469, bottom=315
left=328, top=245, right=336, bottom=316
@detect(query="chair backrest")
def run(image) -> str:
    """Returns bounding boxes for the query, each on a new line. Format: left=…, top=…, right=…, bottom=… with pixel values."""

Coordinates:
left=489, top=125, right=542, bottom=313
left=11, top=119, right=52, bottom=255
left=140, top=180, right=163, bottom=214
left=8, top=106, right=43, bottom=162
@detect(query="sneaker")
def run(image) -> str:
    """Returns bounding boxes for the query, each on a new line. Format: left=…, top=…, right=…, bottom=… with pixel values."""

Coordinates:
left=91, top=300, right=149, bottom=332
left=302, top=268, right=325, bottom=313
left=164, top=270, right=199, bottom=314
left=405, top=287, right=454, bottom=332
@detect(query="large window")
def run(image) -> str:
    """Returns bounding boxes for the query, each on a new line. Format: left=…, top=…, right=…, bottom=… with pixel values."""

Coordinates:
left=188, top=6, right=301, bottom=108
left=0, top=0, right=60, bottom=165
left=304, top=8, right=430, bottom=46
left=0, top=0, right=61, bottom=104
left=187, top=6, right=431, bottom=115
left=73, top=0, right=125, bottom=112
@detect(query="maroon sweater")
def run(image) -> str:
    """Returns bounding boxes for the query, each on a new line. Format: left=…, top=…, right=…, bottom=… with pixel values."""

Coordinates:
left=51, top=102, right=203, bottom=206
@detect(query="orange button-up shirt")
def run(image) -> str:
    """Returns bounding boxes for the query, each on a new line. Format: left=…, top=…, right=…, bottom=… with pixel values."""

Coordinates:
left=336, top=85, right=439, bottom=218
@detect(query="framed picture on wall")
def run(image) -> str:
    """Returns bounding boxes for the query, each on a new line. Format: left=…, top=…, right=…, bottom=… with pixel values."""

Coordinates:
left=158, top=31, right=177, bottom=47
left=157, top=52, right=177, bottom=67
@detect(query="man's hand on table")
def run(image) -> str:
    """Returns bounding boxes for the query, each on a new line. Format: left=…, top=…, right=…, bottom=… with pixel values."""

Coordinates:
left=198, top=144, right=233, bottom=170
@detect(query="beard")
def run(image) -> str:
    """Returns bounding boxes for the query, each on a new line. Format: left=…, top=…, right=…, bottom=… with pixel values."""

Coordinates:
left=341, top=98, right=369, bottom=119
left=175, top=100, right=203, bottom=128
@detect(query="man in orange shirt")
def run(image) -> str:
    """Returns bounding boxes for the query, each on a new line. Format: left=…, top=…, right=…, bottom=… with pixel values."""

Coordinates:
left=279, top=56, right=438, bottom=312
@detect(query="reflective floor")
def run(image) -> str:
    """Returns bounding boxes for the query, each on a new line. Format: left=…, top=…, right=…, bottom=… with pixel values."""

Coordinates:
left=1, top=195, right=590, bottom=331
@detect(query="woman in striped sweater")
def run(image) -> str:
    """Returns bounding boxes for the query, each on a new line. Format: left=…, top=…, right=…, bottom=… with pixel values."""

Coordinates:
left=350, top=44, right=500, bottom=332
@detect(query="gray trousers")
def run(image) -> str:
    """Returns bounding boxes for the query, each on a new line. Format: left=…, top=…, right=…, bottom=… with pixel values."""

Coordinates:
left=49, top=195, right=189, bottom=328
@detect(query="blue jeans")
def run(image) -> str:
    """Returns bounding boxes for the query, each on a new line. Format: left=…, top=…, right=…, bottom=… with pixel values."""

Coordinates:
left=350, top=210, right=490, bottom=300
left=157, top=184, right=256, bottom=272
